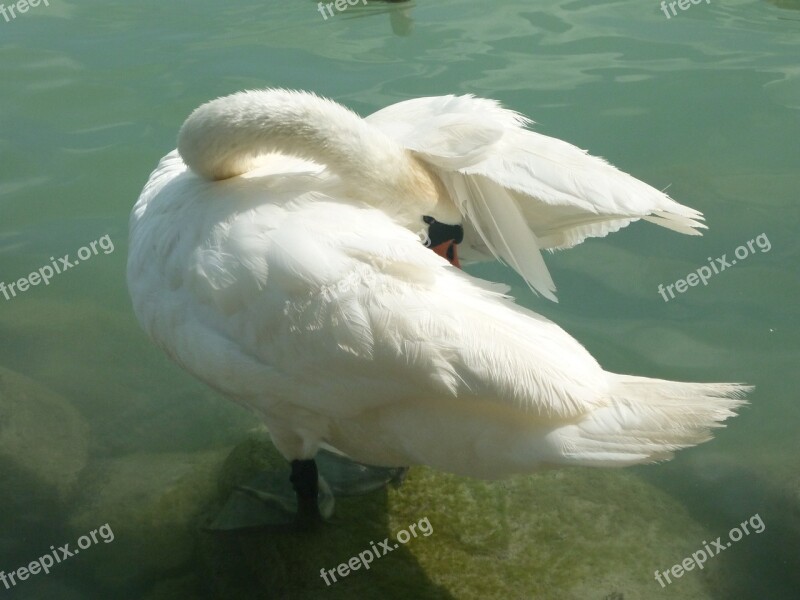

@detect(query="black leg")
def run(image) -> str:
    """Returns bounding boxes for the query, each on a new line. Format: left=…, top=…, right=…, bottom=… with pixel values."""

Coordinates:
left=290, top=459, right=322, bottom=528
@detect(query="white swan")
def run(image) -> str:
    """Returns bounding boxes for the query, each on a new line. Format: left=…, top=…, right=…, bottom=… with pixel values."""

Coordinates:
left=127, top=89, right=748, bottom=523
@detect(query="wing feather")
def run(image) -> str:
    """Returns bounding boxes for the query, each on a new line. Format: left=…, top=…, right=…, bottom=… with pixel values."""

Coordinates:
left=251, top=203, right=605, bottom=419
left=367, top=95, right=706, bottom=300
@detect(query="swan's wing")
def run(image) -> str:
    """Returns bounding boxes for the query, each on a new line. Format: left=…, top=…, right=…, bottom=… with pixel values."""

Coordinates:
left=189, top=199, right=605, bottom=421
left=269, top=202, right=604, bottom=417
left=366, top=95, right=705, bottom=300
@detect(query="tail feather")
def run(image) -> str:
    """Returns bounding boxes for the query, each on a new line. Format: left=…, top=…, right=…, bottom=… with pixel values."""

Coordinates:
left=553, top=375, right=750, bottom=467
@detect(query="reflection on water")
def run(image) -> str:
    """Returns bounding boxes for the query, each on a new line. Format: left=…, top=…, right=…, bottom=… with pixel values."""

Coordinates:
left=0, top=0, right=798, bottom=598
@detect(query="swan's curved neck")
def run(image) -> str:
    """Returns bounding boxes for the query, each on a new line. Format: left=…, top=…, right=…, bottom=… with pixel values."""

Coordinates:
left=177, top=89, right=454, bottom=224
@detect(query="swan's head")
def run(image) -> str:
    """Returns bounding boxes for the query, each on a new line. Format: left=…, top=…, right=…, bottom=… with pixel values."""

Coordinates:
left=423, top=215, right=464, bottom=267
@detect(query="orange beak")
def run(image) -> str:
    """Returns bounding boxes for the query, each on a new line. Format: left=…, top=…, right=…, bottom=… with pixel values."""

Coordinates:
left=430, top=240, right=461, bottom=268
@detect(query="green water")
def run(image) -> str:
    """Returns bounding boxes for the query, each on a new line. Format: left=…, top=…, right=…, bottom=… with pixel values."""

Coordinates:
left=1, top=0, right=798, bottom=598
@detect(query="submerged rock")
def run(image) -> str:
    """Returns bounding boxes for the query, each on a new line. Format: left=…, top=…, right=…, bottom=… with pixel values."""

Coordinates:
left=200, top=431, right=719, bottom=599
left=140, top=573, right=209, bottom=600
left=0, top=365, right=88, bottom=501
left=0, top=577, right=87, bottom=600
left=66, top=448, right=230, bottom=588
left=0, top=366, right=90, bottom=594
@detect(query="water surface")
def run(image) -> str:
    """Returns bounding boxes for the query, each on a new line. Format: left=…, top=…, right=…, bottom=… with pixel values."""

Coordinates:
left=1, top=1, right=798, bottom=598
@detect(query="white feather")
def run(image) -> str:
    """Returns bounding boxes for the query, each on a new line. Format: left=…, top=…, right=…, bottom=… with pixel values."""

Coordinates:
left=128, top=89, right=748, bottom=479
left=367, top=94, right=707, bottom=299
